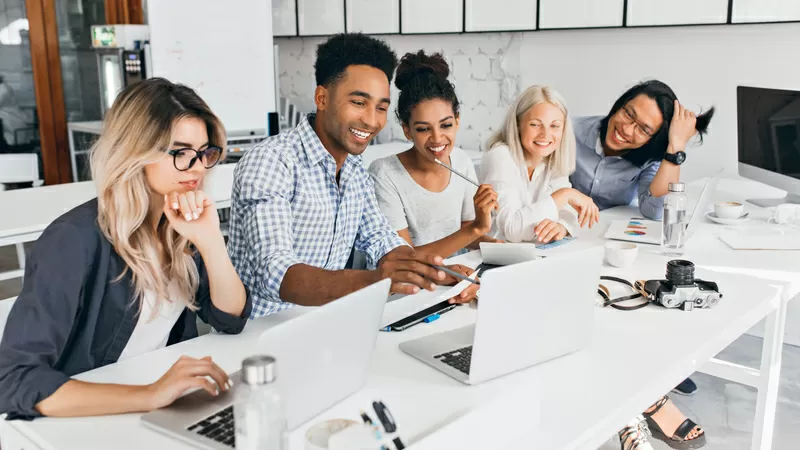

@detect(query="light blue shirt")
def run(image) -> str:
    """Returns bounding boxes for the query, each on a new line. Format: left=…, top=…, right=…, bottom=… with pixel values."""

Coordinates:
left=569, top=116, right=665, bottom=220
left=227, top=114, right=407, bottom=318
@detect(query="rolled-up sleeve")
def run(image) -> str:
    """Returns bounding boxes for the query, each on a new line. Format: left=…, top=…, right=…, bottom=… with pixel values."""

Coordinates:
left=193, top=254, right=252, bottom=334
left=0, top=223, right=92, bottom=420
left=354, top=175, right=408, bottom=269
left=637, top=162, right=665, bottom=220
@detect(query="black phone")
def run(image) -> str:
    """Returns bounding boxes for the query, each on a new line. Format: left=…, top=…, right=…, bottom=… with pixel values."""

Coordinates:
left=382, top=300, right=457, bottom=332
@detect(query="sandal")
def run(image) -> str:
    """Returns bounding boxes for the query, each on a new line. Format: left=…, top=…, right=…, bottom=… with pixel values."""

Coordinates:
left=618, top=415, right=654, bottom=450
left=643, top=395, right=707, bottom=450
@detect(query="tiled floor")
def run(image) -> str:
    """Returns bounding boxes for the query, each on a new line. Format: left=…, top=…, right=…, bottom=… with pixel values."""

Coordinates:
left=2, top=245, right=799, bottom=449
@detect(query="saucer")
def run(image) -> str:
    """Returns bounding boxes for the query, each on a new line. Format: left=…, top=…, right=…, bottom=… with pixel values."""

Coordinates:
left=706, top=211, right=750, bottom=225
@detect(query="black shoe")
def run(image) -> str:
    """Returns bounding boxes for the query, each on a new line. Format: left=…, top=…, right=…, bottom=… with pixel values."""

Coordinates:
left=672, top=378, right=698, bottom=396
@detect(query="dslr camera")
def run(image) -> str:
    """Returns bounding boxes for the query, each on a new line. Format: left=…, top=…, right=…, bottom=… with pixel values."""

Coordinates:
left=641, top=260, right=722, bottom=311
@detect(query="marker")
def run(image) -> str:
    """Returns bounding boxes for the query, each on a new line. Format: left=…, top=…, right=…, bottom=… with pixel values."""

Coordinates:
left=373, top=401, right=404, bottom=449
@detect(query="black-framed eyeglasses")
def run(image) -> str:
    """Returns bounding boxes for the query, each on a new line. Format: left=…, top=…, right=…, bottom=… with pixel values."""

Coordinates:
left=167, top=146, right=223, bottom=171
left=619, top=106, right=654, bottom=140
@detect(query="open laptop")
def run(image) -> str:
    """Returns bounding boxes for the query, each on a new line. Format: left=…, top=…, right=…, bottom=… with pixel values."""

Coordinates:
left=400, top=246, right=603, bottom=385
left=141, top=279, right=391, bottom=449
left=604, top=171, right=722, bottom=245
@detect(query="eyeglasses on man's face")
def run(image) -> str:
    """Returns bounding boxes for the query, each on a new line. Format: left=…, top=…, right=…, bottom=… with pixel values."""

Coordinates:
left=618, top=106, right=655, bottom=141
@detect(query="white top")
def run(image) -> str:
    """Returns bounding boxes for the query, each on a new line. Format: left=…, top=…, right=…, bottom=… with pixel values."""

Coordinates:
left=118, top=283, right=187, bottom=362
left=480, top=144, right=577, bottom=242
left=368, top=147, right=477, bottom=251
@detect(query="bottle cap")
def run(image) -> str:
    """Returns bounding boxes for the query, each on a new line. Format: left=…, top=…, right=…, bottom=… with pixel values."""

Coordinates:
left=668, top=182, right=685, bottom=193
left=241, top=355, right=276, bottom=385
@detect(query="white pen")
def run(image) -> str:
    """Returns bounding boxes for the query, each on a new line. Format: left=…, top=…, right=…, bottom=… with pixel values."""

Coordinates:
left=434, top=158, right=497, bottom=218
left=434, top=158, right=480, bottom=188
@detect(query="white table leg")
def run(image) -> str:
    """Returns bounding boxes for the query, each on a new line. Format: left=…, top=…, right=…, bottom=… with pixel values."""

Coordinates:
left=15, top=242, right=26, bottom=270
left=751, top=299, right=788, bottom=450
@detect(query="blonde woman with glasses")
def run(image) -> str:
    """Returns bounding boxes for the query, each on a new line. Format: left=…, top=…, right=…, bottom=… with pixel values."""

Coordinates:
left=480, top=85, right=599, bottom=244
left=0, top=78, right=250, bottom=420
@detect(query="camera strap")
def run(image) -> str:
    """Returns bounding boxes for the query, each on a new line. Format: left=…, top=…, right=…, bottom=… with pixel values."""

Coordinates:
left=598, top=276, right=651, bottom=311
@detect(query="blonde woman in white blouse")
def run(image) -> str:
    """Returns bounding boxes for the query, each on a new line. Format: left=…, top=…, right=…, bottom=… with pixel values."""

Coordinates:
left=480, top=85, right=599, bottom=243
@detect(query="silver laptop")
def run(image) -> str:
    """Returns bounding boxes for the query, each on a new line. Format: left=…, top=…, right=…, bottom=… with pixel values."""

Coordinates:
left=604, top=171, right=722, bottom=245
left=141, top=279, right=391, bottom=449
left=400, top=246, right=603, bottom=385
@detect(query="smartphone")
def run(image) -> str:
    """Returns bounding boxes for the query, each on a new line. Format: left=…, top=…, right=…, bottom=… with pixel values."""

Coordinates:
left=382, top=300, right=457, bottom=332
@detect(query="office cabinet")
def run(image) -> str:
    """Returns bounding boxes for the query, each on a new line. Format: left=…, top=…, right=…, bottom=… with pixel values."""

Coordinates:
left=346, top=0, right=399, bottom=34
left=401, top=0, right=463, bottom=34
left=298, top=0, right=345, bottom=36
left=627, top=0, right=728, bottom=26
left=732, top=0, right=800, bottom=23
left=539, top=0, right=624, bottom=29
left=464, top=0, right=537, bottom=31
left=272, top=0, right=297, bottom=36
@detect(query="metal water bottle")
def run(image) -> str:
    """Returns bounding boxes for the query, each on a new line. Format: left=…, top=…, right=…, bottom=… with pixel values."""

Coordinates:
left=661, top=182, right=688, bottom=256
left=234, top=355, right=288, bottom=450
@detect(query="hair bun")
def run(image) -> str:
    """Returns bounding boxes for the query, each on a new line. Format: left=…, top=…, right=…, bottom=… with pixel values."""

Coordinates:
left=394, top=50, right=450, bottom=90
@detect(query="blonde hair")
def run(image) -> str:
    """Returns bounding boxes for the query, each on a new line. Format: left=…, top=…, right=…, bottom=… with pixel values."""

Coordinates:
left=90, top=78, right=227, bottom=313
left=487, top=85, right=576, bottom=178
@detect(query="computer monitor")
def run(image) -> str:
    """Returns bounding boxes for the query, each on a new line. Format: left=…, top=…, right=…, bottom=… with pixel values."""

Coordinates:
left=738, top=86, right=800, bottom=207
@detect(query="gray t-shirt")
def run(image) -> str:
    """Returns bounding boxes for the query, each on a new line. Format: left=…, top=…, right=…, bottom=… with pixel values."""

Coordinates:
left=368, top=147, right=477, bottom=249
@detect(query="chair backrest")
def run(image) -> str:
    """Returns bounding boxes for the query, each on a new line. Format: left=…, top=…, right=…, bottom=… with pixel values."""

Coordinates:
left=0, top=297, right=17, bottom=344
left=0, top=153, right=39, bottom=184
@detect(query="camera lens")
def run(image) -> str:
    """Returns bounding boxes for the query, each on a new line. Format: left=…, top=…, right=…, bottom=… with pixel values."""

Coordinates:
left=666, top=260, right=695, bottom=286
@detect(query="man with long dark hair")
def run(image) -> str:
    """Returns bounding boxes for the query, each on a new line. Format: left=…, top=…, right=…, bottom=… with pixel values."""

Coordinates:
left=570, top=80, right=715, bottom=220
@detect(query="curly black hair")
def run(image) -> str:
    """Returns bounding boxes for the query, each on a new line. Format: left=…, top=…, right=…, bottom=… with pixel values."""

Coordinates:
left=394, top=50, right=460, bottom=125
left=314, top=33, right=398, bottom=87
left=600, top=80, right=715, bottom=167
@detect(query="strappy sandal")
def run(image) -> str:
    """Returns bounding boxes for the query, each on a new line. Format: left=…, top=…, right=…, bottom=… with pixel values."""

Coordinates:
left=618, top=415, right=654, bottom=450
left=643, top=395, right=707, bottom=450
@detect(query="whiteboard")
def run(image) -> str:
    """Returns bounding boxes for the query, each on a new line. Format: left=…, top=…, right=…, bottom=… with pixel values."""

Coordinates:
left=147, top=0, right=275, bottom=135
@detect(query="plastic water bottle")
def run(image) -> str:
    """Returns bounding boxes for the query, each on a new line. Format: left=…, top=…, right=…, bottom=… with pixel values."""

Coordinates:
left=234, top=355, right=288, bottom=450
left=662, top=182, right=688, bottom=256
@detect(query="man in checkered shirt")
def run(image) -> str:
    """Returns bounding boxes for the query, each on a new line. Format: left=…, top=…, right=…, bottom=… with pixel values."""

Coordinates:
left=228, top=33, right=471, bottom=318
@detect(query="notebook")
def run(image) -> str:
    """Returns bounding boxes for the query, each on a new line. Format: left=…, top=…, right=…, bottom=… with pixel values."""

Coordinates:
left=604, top=172, right=722, bottom=246
left=718, top=227, right=800, bottom=250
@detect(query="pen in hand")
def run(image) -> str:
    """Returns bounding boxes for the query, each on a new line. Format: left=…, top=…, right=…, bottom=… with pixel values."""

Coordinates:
left=429, top=264, right=480, bottom=285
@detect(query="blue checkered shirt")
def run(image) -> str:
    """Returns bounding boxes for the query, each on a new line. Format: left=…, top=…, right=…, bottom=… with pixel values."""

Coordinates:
left=228, top=114, right=407, bottom=318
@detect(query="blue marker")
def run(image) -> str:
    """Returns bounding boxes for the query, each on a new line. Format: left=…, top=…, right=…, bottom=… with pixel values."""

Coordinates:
left=423, top=313, right=441, bottom=323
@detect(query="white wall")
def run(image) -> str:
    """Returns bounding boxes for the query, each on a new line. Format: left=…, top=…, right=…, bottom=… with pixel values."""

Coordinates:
left=520, top=22, right=800, bottom=181
left=277, top=22, right=800, bottom=181
left=276, top=33, right=523, bottom=153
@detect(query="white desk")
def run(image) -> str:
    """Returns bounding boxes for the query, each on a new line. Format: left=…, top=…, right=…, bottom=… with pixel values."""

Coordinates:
left=0, top=165, right=235, bottom=282
left=0, top=251, right=794, bottom=449
left=0, top=182, right=96, bottom=281
left=1, top=175, right=798, bottom=450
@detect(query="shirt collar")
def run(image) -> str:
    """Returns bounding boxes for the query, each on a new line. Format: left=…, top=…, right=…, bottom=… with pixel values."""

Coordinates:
left=298, top=113, right=332, bottom=167
left=594, top=136, right=604, bottom=157
left=298, top=113, right=361, bottom=180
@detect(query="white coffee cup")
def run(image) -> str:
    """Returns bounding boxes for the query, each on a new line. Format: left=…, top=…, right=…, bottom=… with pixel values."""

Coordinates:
left=604, top=242, right=638, bottom=268
left=714, top=201, right=744, bottom=219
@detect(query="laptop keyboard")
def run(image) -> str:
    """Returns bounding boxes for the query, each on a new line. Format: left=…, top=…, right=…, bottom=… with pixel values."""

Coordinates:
left=187, top=405, right=235, bottom=448
left=435, top=346, right=473, bottom=374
